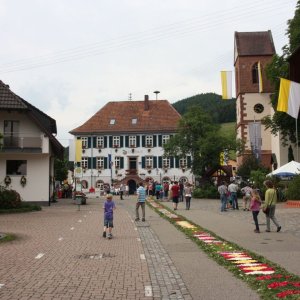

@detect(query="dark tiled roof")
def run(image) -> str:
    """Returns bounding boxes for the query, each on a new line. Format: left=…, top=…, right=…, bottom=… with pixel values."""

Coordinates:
left=70, top=99, right=181, bottom=134
left=0, top=80, right=64, bottom=158
left=235, top=31, right=275, bottom=56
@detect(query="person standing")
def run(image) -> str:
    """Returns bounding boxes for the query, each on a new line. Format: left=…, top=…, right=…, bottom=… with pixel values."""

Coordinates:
left=241, top=185, right=252, bottom=211
left=171, top=181, right=180, bottom=210
left=103, top=194, right=116, bottom=239
left=155, top=182, right=162, bottom=200
left=169, top=181, right=174, bottom=201
left=228, top=181, right=239, bottom=210
left=119, top=183, right=125, bottom=200
left=184, top=183, right=193, bottom=210
left=163, top=181, right=169, bottom=201
left=179, top=181, right=184, bottom=202
left=263, top=180, right=282, bottom=233
left=136, top=182, right=146, bottom=222
left=218, top=181, right=228, bottom=212
left=250, top=189, right=262, bottom=233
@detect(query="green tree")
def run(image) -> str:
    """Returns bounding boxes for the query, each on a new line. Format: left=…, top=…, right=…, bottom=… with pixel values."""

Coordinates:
left=263, top=1, right=300, bottom=145
left=54, top=158, right=68, bottom=182
left=163, top=106, right=237, bottom=176
left=237, top=155, right=270, bottom=180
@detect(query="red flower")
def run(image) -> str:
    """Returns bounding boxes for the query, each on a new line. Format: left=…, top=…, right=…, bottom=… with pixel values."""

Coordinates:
left=276, top=290, right=300, bottom=298
left=267, top=281, right=288, bottom=289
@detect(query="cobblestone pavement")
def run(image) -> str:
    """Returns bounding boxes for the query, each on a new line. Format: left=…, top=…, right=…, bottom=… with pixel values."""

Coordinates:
left=0, top=198, right=151, bottom=300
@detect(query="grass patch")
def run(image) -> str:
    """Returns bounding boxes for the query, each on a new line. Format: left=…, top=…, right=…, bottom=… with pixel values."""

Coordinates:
left=147, top=199, right=300, bottom=299
left=0, top=202, right=42, bottom=214
left=0, top=233, right=17, bottom=243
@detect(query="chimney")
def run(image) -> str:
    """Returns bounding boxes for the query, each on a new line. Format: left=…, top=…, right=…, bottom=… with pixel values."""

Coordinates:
left=144, top=95, right=149, bottom=111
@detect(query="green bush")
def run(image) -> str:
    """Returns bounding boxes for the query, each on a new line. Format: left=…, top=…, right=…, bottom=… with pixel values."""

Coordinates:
left=0, top=187, right=22, bottom=209
left=193, top=185, right=218, bottom=199
left=286, top=175, right=300, bottom=200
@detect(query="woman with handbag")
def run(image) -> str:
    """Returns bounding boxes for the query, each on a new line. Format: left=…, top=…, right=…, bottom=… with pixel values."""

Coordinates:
left=263, top=180, right=282, bottom=233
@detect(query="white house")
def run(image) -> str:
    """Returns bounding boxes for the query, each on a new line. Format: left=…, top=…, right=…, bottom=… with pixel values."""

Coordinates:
left=69, top=95, right=193, bottom=194
left=0, top=81, right=64, bottom=204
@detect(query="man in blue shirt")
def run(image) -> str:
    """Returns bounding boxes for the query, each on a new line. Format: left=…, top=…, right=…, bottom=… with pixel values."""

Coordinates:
left=136, top=182, right=146, bottom=222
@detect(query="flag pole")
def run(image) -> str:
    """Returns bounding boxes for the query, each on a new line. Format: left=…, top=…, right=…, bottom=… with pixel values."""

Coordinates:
left=296, top=118, right=299, bottom=162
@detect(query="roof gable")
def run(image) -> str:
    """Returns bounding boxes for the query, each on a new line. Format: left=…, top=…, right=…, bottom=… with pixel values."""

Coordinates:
left=70, top=99, right=181, bottom=134
left=234, top=30, right=276, bottom=59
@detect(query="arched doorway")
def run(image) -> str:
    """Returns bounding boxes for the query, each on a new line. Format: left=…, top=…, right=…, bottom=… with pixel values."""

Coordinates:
left=127, top=179, right=137, bottom=195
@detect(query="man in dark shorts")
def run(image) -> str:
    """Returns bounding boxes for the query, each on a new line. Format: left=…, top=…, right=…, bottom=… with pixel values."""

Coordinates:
left=171, top=181, right=180, bottom=210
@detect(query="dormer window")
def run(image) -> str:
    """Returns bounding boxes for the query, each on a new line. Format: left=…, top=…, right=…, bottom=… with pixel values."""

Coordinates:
left=132, top=118, right=137, bottom=124
left=110, top=119, right=116, bottom=125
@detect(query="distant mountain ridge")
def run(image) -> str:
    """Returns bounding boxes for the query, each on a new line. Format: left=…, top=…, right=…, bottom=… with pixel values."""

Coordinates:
left=172, top=93, right=236, bottom=123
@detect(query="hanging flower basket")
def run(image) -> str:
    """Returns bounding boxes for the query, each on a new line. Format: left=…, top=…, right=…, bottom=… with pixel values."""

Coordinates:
left=20, top=176, right=27, bottom=187
left=4, top=175, right=11, bottom=186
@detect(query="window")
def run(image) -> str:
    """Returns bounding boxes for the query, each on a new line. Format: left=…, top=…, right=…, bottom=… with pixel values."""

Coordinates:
left=113, top=136, right=120, bottom=147
left=114, top=157, right=120, bottom=169
left=145, top=156, right=153, bottom=168
left=6, top=160, right=27, bottom=175
left=146, top=135, right=153, bottom=147
left=129, top=136, right=136, bottom=147
left=162, top=135, right=170, bottom=145
left=81, top=137, right=88, bottom=149
left=96, top=136, right=104, bottom=148
left=96, top=157, right=104, bottom=169
left=81, top=157, right=88, bottom=169
left=163, top=158, right=170, bottom=168
left=179, top=157, right=187, bottom=168
left=252, top=63, right=258, bottom=84
left=110, top=119, right=116, bottom=125
left=4, top=120, right=19, bottom=147
left=132, top=118, right=137, bottom=124
left=254, top=103, right=264, bottom=113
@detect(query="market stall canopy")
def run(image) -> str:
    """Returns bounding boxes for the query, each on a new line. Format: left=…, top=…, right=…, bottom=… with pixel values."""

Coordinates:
left=267, top=160, right=300, bottom=177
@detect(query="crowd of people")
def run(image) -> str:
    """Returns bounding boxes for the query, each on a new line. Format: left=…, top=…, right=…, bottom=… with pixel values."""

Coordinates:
left=218, top=180, right=282, bottom=233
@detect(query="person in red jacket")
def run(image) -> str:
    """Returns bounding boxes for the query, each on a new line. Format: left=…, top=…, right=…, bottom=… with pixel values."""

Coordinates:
left=171, top=181, right=180, bottom=210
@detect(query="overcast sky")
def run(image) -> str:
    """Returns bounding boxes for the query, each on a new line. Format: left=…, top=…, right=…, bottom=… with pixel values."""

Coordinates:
left=0, top=0, right=298, bottom=146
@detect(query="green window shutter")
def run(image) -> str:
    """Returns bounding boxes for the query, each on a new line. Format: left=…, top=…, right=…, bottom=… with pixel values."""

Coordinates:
left=88, top=137, right=91, bottom=148
left=137, top=136, right=140, bottom=147
left=153, top=135, right=157, bottom=147
left=142, top=136, right=145, bottom=147
left=104, top=136, right=107, bottom=148
left=109, top=136, right=113, bottom=148
left=170, top=156, right=174, bottom=168
left=120, top=157, right=124, bottom=169
left=93, top=137, right=96, bottom=148
left=187, top=156, right=192, bottom=168
left=158, top=156, right=162, bottom=168
left=92, top=157, right=96, bottom=169
left=88, top=157, right=91, bottom=169
left=104, top=157, right=108, bottom=169
left=153, top=156, right=157, bottom=168
left=158, top=135, right=162, bottom=147
left=125, top=136, right=129, bottom=147
left=142, top=157, right=145, bottom=168
left=120, top=136, right=124, bottom=147
left=175, top=157, right=180, bottom=168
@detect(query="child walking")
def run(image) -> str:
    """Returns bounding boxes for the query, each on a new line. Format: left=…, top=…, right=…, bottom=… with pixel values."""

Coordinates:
left=103, top=194, right=116, bottom=239
left=250, top=189, right=262, bottom=233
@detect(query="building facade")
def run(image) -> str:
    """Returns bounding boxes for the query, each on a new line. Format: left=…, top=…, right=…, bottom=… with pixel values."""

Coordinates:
left=69, top=96, right=193, bottom=194
left=0, top=81, right=64, bottom=204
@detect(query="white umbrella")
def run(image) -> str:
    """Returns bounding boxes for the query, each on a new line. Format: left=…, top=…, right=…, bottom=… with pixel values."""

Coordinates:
left=267, top=160, right=300, bottom=177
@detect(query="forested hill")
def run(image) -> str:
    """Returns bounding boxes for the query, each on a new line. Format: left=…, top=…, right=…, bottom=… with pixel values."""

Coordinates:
left=172, top=93, right=236, bottom=123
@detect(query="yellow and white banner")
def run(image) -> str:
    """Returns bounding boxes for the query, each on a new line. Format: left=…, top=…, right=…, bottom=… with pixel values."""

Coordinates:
left=277, top=78, right=300, bottom=119
left=221, top=71, right=232, bottom=100
left=258, top=61, right=263, bottom=93
left=75, top=139, right=82, bottom=162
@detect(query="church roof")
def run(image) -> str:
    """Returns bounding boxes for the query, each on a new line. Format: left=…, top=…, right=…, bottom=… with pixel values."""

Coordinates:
left=70, top=98, right=181, bottom=135
left=234, top=31, right=276, bottom=57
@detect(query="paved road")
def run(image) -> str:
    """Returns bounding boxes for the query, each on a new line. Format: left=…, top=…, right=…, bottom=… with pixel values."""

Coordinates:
left=0, top=195, right=298, bottom=299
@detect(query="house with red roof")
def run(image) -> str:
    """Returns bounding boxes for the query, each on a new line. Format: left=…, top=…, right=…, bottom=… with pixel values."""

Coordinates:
left=0, top=80, right=64, bottom=204
left=69, top=95, right=193, bottom=194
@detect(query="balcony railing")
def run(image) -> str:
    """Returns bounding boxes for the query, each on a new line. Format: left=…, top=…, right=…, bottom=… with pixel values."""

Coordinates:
left=3, top=135, right=42, bottom=149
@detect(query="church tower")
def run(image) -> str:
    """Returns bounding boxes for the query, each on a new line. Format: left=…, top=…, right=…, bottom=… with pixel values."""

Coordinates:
left=234, top=31, right=276, bottom=168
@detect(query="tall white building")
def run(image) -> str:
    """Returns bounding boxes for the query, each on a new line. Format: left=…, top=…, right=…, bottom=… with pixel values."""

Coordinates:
left=69, top=95, right=193, bottom=194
